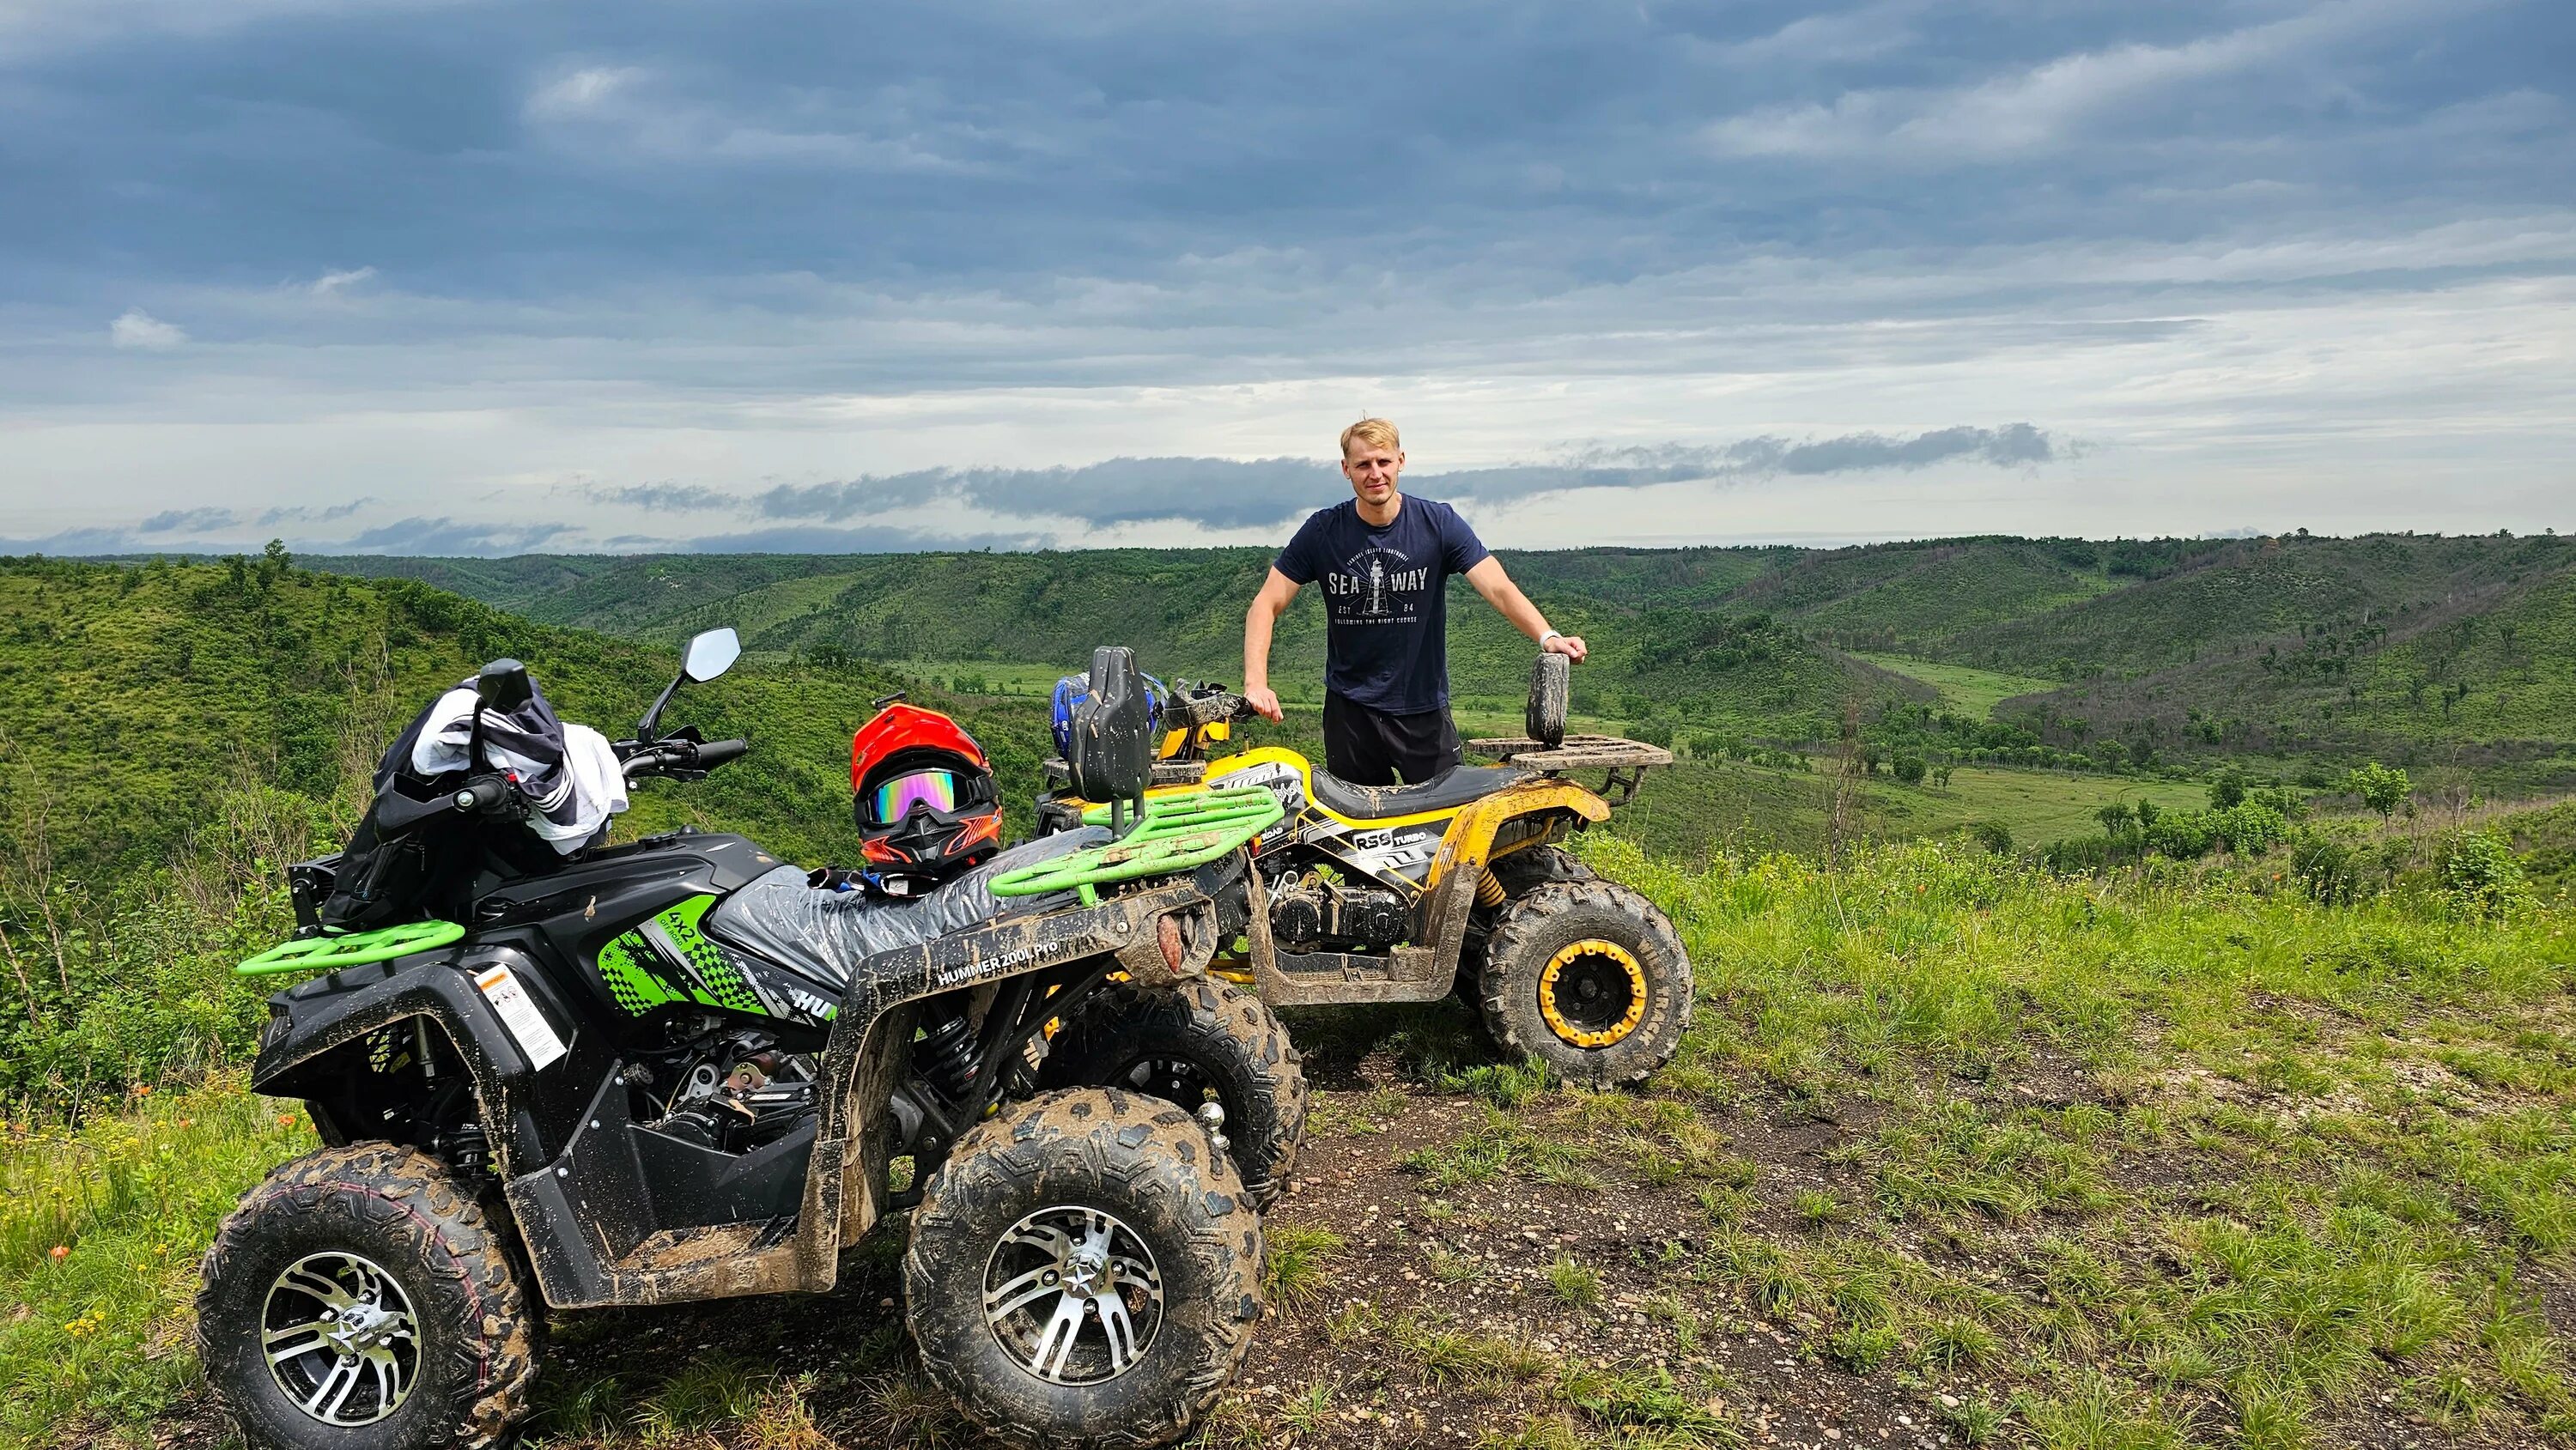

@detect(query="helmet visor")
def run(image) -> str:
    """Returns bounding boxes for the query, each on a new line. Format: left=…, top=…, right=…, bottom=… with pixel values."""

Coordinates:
left=871, top=767, right=958, bottom=823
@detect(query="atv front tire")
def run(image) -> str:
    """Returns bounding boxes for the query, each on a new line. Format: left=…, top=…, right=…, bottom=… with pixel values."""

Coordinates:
left=906, top=1088, right=1263, bottom=1450
left=1037, top=980, right=1307, bottom=1205
left=1479, top=879, right=1692, bottom=1089
left=197, top=1143, right=540, bottom=1450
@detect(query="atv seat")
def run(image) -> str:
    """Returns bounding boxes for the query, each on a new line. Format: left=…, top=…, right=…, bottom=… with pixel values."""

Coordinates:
left=1310, top=764, right=1528, bottom=822
left=705, top=828, right=1109, bottom=994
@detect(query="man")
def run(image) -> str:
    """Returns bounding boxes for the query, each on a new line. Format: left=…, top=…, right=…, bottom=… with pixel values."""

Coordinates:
left=1242, top=418, right=1587, bottom=786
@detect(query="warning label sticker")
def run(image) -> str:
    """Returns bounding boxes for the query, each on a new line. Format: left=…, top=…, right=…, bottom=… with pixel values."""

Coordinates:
left=474, top=964, right=567, bottom=1071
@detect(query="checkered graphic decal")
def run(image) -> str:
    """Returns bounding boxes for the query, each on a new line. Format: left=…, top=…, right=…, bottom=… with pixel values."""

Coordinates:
left=595, top=894, right=769, bottom=1017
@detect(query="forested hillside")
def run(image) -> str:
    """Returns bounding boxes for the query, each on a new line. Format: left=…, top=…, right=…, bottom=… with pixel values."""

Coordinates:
left=313, top=545, right=1927, bottom=740
left=0, top=555, right=1058, bottom=885
left=310, top=529, right=2576, bottom=779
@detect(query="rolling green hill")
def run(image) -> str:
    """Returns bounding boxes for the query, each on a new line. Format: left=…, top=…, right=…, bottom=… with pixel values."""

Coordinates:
left=1978, top=542, right=2576, bottom=778
left=0, top=555, right=1066, bottom=885
left=277, top=530, right=2576, bottom=785
left=313, top=547, right=1932, bottom=745
left=1948, top=532, right=2576, bottom=681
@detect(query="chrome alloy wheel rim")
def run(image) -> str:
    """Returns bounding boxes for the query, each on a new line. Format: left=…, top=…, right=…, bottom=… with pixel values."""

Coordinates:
left=261, top=1251, right=422, bottom=1425
left=982, top=1204, right=1163, bottom=1384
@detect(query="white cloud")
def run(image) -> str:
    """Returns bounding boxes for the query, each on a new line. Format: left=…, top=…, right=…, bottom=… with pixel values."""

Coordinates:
left=526, top=64, right=643, bottom=118
left=1706, top=0, right=2459, bottom=161
left=106, top=308, right=185, bottom=349
left=310, top=266, right=377, bottom=296
left=520, top=62, right=997, bottom=173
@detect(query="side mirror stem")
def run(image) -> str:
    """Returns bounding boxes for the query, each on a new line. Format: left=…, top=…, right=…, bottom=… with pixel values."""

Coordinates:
left=635, top=670, right=686, bottom=743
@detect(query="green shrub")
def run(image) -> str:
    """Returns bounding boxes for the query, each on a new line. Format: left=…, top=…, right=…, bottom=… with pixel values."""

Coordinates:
left=2290, top=831, right=2368, bottom=906
left=2437, top=830, right=2529, bottom=918
left=2343, top=761, right=2410, bottom=819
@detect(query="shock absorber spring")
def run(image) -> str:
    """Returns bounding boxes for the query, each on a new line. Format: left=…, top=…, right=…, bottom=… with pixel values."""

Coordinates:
left=916, top=1010, right=981, bottom=1101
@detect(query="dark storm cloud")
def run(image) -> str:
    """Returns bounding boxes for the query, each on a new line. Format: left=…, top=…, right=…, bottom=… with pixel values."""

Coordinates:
left=682, top=523, right=1049, bottom=554
left=336, top=518, right=578, bottom=555
left=3, top=0, right=2562, bottom=362
left=647, top=428, right=2065, bottom=532
left=1757, top=424, right=2057, bottom=476
left=137, top=507, right=239, bottom=532
left=257, top=499, right=374, bottom=525
left=582, top=482, right=738, bottom=511
left=2, top=1, right=2567, bottom=543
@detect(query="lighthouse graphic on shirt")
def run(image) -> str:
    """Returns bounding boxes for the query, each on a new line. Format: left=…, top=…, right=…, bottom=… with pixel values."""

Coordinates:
left=1327, top=547, right=1431, bottom=623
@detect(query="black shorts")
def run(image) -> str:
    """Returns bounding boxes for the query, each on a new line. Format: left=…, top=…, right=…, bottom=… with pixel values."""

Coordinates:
left=1322, top=692, right=1462, bottom=786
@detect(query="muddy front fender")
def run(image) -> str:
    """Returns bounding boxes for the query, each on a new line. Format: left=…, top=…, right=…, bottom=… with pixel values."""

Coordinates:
left=247, top=942, right=610, bottom=1182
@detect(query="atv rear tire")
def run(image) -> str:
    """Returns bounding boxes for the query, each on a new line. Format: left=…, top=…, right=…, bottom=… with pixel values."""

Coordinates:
left=1037, top=980, right=1307, bottom=1206
left=906, top=1089, right=1263, bottom=1450
left=1479, top=879, right=1692, bottom=1089
left=197, top=1143, right=540, bottom=1450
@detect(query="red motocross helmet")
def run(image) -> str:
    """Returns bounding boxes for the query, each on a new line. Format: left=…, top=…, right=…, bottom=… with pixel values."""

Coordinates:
left=850, top=703, right=1003, bottom=894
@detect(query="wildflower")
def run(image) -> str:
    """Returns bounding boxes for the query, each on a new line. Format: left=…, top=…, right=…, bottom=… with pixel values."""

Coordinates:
left=177, top=1118, right=192, bottom=1129
left=49, top=1245, right=69, bottom=1260
left=276, top=1113, right=295, bottom=1126
left=131, top=1084, right=150, bottom=1097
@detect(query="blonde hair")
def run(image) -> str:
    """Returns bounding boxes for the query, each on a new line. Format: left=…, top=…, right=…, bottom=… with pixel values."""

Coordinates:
left=1339, top=417, right=1401, bottom=458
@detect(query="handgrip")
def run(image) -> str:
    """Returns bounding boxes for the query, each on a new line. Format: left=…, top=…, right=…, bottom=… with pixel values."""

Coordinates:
left=694, top=738, right=750, bottom=768
left=453, top=776, right=517, bottom=814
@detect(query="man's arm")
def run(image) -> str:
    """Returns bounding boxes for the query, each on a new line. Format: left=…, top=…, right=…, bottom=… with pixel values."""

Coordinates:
left=1464, top=556, right=1586, bottom=661
left=1241, top=566, right=1302, bottom=721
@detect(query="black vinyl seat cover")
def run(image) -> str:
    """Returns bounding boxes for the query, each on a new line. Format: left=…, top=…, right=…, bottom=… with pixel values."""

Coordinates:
left=704, top=828, right=1109, bottom=994
left=1309, top=764, right=1528, bottom=821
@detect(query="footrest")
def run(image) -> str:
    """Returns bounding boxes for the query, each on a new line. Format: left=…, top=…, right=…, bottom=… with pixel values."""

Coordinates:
left=991, top=787, right=1284, bottom=905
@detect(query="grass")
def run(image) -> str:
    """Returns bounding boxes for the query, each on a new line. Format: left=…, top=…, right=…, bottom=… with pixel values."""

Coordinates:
left=0, top=1080, right=315, bottom=1447
left=1567, top=828, right=2576, bottom=1445
left=1853, top=653, right=2060, bottom=719
left=1262, top=1224, right=1347, bottom=1313
left=1602, top=757, right=2221, bottom=862
left=1545, top=1254, right=1603, bottom=1308
left=1884, top=765, right=2213, bottom=846
left=14, top=819, right=2576, bottom=1447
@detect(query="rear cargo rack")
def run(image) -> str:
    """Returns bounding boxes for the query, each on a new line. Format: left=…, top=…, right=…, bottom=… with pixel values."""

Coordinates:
left=1467, top=734, right=1673, bottom=807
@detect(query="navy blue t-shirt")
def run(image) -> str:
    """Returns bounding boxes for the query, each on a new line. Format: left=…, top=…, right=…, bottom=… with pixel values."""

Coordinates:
left=1275, top=495, right=1491, bottom=714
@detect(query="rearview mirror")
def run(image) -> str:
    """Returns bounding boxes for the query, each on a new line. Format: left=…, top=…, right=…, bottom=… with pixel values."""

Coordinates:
left=683, top=628, right=741, bottom=683
left=641, top=627, right=741, bottom=742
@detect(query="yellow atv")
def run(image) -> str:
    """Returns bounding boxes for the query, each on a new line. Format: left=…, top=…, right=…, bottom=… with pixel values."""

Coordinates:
left=1041, top=655, right=1692, bottom=1088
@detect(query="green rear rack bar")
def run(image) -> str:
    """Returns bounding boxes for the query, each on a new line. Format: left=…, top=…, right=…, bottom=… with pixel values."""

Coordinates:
left=237, top=920, right=468, bottom=977
left=993, top=786, right=1283, bottom=906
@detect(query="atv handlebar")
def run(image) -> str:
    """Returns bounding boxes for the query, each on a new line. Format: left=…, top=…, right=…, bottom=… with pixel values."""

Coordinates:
left=618, top=737, right=749, bottom=780
left=451, top=776, right=518, bottom=815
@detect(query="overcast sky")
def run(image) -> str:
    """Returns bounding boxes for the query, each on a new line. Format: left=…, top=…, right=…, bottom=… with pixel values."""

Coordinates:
left=2, top=0, right=2568, bottom=555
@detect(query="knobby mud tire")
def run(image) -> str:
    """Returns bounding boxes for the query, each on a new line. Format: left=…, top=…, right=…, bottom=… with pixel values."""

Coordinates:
left=1487, top=844, right=1596, bottom=897
left=1037, top=980, right=1308, bottom=1206
left=904, top=1088, right=1264, bottom=1450
left=1464, top=845, right=1601, bottom=990
left=197, top=1142, right=541, bottom=1450
left=1478, top=879, right=1692, bottom=1089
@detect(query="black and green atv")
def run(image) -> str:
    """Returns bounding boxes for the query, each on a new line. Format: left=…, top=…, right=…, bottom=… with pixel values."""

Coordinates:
left=197, top=636, right=1300, bottom=1450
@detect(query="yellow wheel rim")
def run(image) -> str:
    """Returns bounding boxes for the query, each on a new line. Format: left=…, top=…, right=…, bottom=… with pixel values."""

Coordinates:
left=1537, top=938, right=1647, bottom=1048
